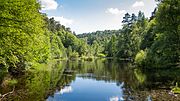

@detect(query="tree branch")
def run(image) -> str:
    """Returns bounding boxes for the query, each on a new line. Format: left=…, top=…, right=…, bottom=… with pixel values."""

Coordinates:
left=0, top=86, right=15, bottom=100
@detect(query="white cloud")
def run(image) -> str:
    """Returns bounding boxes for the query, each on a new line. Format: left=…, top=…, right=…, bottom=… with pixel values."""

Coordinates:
left=132, top=1, right=144, bottom=8
left=39, top=0, right=58, bottom=10
left=106, top=8, right=126, bottom=15
left=49, top=16, right=74, bottom=27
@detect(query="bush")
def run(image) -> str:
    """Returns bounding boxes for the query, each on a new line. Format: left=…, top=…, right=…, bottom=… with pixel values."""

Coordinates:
left=135, top=50, right=146, bottom=66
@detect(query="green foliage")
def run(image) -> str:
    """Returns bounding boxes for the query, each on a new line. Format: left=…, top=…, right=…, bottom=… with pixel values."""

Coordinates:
left=172, top=82, right=180, bottom=94
left=134, top=69, right=146, bottom=84
left=77, top=30, right=120, bottom=45
left=85, top=0, right=180, bottom=69
left=0, top=0, right=50, bottom=70
left=105, top=35, right=117, bottom=57
left=0, top=0, right=91, bottom=73
left=0, top=0, right=179, bottom=73
left=77, top=40, right=88, bottom=56
left=77, top=30, right=121, bottom=56
left=172, top=87, right=180, bottom=94
left=45, top=16, right=90, bottom=59
left=4, top=79, right=18, bottom=86
left=69, top=51, right=79, bottom=59
left=142, top=0, right=180, bottom=68
left=50, top=32, right=66, bottom=59
left=82, top=56, right=94, bottom=61
left=97, top=53, right=106, bottom=58
left=140, top=19, right=157, bottom=50
left=117, top=11, right=148, bottom=59
left=67, top=46, right=73, bottom=57
left=135, top=50, right=147, bottom=66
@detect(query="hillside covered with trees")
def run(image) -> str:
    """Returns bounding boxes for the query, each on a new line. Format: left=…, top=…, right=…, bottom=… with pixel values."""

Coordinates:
left=78, top=0, right=180, bottom=68
left=0, top=0, right=180, bottom=100
left=0, top=0, right=91, bottom=73
left=0, top=0, right=179, bottom=74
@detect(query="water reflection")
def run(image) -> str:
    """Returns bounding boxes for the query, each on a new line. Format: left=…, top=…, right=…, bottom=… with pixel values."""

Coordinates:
left=57, top=86, right=73, bottom=94
left=0, top=59, right=179, bottom=101
left=47, top=77, right=124, bottom=101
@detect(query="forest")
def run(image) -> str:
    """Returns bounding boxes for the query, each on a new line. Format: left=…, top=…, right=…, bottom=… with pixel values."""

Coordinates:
left=0, top=0, right=179, bottom=72
left=0, top=0, right=180, bottom=100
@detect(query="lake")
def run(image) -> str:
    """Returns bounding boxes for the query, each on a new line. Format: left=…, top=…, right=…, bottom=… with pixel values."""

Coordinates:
left=0, top=59, right=180, bottom=101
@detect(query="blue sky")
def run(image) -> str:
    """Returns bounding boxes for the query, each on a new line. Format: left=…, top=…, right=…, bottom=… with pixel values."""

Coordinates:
left=39, top=0, right=157, bottom=34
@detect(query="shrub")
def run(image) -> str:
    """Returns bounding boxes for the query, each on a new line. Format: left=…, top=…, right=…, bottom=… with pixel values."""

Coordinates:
left=135, top=50, right=146, bottom=66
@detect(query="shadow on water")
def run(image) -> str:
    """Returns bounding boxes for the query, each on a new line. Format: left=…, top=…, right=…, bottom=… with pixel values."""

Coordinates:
left=0, top=59, right=179, bottom=101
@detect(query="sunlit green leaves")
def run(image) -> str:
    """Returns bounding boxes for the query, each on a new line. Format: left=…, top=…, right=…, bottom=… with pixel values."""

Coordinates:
left=142, top=0, right=180, bottom=68
left=0, top=0, right=49, bottom=69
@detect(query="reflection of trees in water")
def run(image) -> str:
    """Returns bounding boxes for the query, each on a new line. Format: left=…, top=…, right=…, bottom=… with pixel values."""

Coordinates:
left=132, top=68, right=180, bottom=100
left=0, top=61, right=69, bottom=101
left=75, top=59, right=180, bottom=100
left=1, top=59, right=179, bottom=100
left=134, top=68, right=180, bottom=90
left=74, top=59, right=137, bottom=84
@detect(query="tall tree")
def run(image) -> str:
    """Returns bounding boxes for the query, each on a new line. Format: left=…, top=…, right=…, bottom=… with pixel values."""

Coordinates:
left=0, top=0, right=50, bottom=70
left=144, top=0, right=180, bottom=67
left=105, top=35, right=117, bottom=57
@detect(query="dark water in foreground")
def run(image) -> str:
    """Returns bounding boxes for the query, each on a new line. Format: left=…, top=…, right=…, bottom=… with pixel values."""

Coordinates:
left=0, top=59, right=180, bottom=101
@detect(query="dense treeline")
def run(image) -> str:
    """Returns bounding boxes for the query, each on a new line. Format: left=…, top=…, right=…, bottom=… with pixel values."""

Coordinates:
left=78, top=11, right=148, bottom=58
left=0, top=0, right=179, bottom=73
left=79, top=0, right=180, bottom=68
left=44, top=17, right=90, bottom=59
left=0, top=0, right=91, bottom=72
left=77, top=30, right=121, bottom=57
left=0, top=0, right=50, bottom=72
left=135, top=0, right=180, bottom=68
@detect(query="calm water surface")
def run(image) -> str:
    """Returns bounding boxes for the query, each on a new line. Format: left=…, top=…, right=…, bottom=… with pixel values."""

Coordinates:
left=0, top=59, right=180, bottom=101
left=47, top=77, right=124, bottom=101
